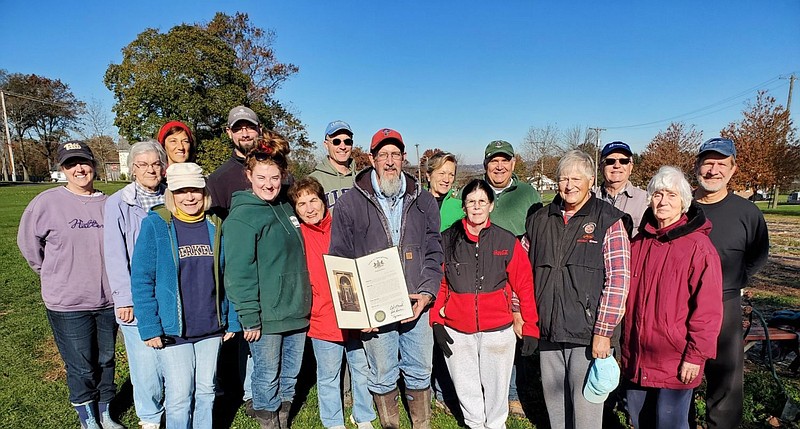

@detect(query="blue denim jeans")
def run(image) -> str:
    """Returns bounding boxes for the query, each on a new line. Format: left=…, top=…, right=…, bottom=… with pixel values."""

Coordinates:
left=249, top=329, right=306, bottom=412
left=46, top=308, right=118, bottom=405
left=362, top=311, right=433, bottom=394
left=157, top=337, right=222, bottom=429
left=626, top=384, right=692, bottom=429
left=238, top=336, right=254, bottom=401
left=312, top=337, right=375, bottom=427
left=120, top=324, right=164, bottom=425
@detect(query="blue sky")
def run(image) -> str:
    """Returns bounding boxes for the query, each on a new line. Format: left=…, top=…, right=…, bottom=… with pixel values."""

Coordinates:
left=2, top=1, right=798, bottom=164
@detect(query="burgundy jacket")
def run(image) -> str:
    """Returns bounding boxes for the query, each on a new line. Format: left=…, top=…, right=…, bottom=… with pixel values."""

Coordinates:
left=621, top=203, right=723, bottom=389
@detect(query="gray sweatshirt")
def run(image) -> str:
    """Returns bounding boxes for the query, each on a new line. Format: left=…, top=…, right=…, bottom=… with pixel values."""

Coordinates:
left=17, top=186, right=112, bottom=311
left=308, top=157, right=355, bottom=209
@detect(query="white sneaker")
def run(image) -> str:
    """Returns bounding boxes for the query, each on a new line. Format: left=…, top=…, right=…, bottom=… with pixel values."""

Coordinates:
left=350, top=414, right=374, bottom=428
left=139, top=422, right=161, bottom=429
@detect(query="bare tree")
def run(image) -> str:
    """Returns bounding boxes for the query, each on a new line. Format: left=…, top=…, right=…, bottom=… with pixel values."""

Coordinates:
left=523, top=124, right=562, bottom=189
left=80, top=98, right=113, bottom=139
left=562, top=125, right=596, bottom=151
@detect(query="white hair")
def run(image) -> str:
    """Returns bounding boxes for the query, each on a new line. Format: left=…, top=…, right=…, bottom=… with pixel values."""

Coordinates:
left=646, top=166, right=693, bottom=213
left=556, top=150, right=595, bottom=181
left=128, top=140, right=167, bottom=174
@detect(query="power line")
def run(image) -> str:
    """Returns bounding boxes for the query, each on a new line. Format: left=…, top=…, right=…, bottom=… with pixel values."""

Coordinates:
left=1, top=90, right=70, bottom=108
left=606, top=75, right=790, bottom=130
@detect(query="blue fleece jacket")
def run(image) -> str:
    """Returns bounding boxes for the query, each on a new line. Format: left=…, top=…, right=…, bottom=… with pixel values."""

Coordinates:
left=131, top=207, right=241, bottom=341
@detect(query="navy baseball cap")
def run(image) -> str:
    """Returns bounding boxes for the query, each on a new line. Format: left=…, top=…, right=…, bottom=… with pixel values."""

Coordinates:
left=698, top=138, right=736, bottom=158
left=58, top=141, right=95, bottom=166
left=601, top=141, right=633, bottom=158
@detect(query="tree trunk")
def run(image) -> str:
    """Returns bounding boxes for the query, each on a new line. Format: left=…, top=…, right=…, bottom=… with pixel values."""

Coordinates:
left=770, top=185, right=780, bottom=209
left=18, top=140, right=30, bottom=182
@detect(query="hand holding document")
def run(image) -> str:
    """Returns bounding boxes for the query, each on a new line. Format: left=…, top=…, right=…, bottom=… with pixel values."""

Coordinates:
left=323, top=247, right=414, bottom=329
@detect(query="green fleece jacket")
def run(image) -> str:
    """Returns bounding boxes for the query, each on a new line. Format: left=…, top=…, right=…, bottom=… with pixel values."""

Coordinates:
left=487, top=175, right=542, bottom=237
left=222, top=190, right=311, bottom=333
left=308, top=157, right=355, bottom=209
left=438, top=188, right=464, bottom=232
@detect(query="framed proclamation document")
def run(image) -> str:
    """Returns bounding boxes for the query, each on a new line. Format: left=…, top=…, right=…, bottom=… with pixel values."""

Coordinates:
left=322, top=246, right=414, bottom=329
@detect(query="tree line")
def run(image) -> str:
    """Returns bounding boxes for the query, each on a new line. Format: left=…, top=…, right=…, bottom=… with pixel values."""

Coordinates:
left=516, top=91, right=799, bottom=196
left=2, top=12, right=798, bottom=195
left=0, top=12, right=314, bottom=181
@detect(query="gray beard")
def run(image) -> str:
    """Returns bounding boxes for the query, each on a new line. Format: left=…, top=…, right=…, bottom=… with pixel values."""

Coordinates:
left=697, top=176, right=726, bottom=193
left=379, top=174, right=403, bottom=197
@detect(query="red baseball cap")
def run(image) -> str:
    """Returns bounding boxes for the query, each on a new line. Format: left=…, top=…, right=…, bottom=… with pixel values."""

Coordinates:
left=370, top=128, right=405, bottom=153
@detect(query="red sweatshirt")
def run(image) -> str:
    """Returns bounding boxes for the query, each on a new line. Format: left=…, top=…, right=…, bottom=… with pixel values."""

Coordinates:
left=300, top=213, right=349, bottom=342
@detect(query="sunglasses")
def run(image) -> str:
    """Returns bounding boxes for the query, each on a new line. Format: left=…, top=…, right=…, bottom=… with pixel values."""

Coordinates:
left=604, top=158, right=631, bottom=166
left=330, top=138, right=353, bottom=146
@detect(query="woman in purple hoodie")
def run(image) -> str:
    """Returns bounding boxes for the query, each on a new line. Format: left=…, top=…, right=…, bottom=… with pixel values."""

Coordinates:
left=17, top=141, right=123, bottom=429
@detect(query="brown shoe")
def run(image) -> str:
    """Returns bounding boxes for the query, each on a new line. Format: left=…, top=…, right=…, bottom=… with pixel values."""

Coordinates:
left=508, top=399, right=525, bottom=417
left=252, top=408, right=279, bottom=429
left=372, top=389, right=400, bottom=429
left=278, top=401, right=291, bottom=428
left=405, top=388, right=432, bottom=429
left=244, top=399, right=256, bottom=418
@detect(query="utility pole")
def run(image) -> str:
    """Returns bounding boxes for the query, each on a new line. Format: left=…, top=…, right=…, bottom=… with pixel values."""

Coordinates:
left=1, top=91, right=16, bottom=182
left=589, top=127, right=606, bottom=187
left=415, top=143, right=421, bottom=183
left=771, top=74, right=797, bottom=208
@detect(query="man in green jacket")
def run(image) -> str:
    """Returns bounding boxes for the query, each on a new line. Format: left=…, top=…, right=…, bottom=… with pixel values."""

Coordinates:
left=483, top=140, right=542, bottom=417
left=484, top=140, right=542, bottom=237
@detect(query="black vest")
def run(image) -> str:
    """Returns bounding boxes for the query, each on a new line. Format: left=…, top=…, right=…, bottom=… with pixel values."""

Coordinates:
left=526, top=194, right=627, bottom=345
left=442, top=222, right=517, bottom=295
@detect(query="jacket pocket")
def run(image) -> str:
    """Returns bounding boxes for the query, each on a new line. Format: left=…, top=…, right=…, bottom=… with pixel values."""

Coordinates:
left=271, top=271, right=312, bottom=320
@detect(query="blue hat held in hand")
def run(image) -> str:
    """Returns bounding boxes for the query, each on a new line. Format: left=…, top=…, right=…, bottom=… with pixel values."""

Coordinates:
left=583, top=355, right=620, bottom=404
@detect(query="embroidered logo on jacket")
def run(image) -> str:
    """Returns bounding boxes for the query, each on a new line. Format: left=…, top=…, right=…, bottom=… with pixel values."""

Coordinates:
left=493, top=249, right=509, bottom=256
left=577, top=222, right=598, bottom=244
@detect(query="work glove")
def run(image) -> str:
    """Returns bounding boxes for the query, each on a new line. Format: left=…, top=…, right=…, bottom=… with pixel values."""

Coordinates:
left=520, top=336, right=539, bottom=357
left=432, top=323, right=454, bottom=358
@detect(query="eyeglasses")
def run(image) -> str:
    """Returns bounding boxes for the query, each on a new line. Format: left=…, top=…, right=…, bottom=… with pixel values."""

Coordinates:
left=603, top=158, right=631, bottom=166
left=329, top=138, right=353, bottom=146
left=374, top=152, right=403, bottom=161
left=133, top=161, right=163, bottom=170
left=464, top=199, right=490, bottom=208
left=231, top=124, right=258, bottom=133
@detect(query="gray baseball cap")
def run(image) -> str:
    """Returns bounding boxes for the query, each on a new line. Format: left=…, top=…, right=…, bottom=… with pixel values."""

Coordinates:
left=227, top=106, right=260, bottom=128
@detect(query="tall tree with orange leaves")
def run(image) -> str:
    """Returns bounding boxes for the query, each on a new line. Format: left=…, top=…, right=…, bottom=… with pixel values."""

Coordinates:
left=720, top=90, right=799, bottom=194
left=635, top=122, right=702, bottom=185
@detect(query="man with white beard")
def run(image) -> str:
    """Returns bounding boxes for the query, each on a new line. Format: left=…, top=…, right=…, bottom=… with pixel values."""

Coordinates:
left=330, top=128, right=444, bottom=429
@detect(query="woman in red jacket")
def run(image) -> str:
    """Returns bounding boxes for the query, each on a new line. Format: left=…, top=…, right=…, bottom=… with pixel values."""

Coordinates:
left=430, top=179, right=539, bottom=429
left=288, top=177, right=375, bottom=429
left=621, top=166, right=723, bottom=429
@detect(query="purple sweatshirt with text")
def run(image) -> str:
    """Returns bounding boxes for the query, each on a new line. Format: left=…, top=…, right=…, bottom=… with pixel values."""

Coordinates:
left=17, top=186, right=113, bottom=312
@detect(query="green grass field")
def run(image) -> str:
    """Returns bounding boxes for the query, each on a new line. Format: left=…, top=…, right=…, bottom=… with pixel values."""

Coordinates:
left=3, top=183, right=798, bottom=428
left=0, top=183, right=538, bottom=429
